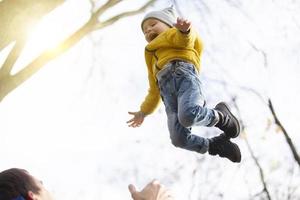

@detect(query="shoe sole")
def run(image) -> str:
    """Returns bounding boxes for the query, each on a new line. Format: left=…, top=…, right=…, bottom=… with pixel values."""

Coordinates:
left=230, top=142, right=241, bottom=163
left=217, top=102, right=241, bottom=138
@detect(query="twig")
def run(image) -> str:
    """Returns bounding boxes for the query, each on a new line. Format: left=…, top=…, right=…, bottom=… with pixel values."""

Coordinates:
left=93, top=0, right=157, bottom=30
left=268, top=99, right=300, bottom=167
left=231, top=97, right=272, bottom=200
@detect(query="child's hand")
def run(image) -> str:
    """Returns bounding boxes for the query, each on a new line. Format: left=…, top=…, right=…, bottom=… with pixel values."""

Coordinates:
left=174, top=17, right=191, bottom=33
left=127, top=111, right=146, bottom=128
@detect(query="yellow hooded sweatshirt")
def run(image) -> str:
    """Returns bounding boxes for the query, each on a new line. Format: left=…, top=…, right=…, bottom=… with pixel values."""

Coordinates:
left=140, top=27, right=203, bottom=115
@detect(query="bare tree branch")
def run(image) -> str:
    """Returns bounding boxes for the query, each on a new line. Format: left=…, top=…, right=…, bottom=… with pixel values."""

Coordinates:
left=268, top=99, right=300, bottom=166
left=0, top=37, right=26, bottom=78
left=221, top=79, right=300, bottom=167
left=248, top=42, right=268, bottom=68
left=239, top=42, right=300, bottom=167
left=241, top=42, right=300, bottom=167
left=231, top=97, right=272, bottom=200
left=93, top=0, right=157, bottom=30
left=92, top=0, right=122, bottom=21
left=89, top=0, right=96, bottom=13
left=0, top=19, right=95, bottom=101
left=0, top=0, right=157, bottom=101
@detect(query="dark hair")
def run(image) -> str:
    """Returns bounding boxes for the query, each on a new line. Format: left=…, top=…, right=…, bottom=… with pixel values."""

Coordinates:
left=0, top=168, right=40, bottom=200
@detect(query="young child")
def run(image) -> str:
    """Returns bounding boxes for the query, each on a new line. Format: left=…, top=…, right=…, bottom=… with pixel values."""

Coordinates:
left=127, top=6, right=241, bottom=162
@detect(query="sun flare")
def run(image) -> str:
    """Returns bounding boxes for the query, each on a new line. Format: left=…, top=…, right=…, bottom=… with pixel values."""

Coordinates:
left=10, top=8, right=70, bottom=75
left=26, top=13, right=65, bottom=54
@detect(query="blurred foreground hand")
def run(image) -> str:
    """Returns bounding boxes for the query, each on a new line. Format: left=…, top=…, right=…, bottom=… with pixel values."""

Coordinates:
left=128, top=180, right=174, bottom=200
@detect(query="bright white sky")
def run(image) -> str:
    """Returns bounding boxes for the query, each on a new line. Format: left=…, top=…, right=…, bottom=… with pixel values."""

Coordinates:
left=0, top=0, right=299, bottom=199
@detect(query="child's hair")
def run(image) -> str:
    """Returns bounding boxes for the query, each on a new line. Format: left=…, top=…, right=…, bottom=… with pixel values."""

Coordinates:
left=141, top=6, right=177, bottom=30
left=0, top=168, right=40, bottom=200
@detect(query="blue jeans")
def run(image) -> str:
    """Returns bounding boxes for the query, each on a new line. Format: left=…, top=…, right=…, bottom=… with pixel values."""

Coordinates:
left=156, top=60, right=218, bottom=153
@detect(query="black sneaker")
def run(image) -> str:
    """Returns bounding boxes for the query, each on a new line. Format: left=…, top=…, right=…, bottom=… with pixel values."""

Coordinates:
left=208, top=133, right=241, bottom=163
left=214, top=102, right=240, bottom=138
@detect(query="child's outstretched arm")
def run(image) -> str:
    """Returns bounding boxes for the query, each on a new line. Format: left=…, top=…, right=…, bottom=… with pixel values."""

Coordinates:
left=127, top=111, right=146, bottom=128
left=167, top=17, right=197, bottom=48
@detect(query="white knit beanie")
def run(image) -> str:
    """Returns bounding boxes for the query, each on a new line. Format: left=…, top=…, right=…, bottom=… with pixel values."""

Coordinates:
left=141, top=6, right=177, bottom=30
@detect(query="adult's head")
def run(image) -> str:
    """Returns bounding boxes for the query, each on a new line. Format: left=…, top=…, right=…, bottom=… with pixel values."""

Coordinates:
left=0, top=168, right=53, bottom=200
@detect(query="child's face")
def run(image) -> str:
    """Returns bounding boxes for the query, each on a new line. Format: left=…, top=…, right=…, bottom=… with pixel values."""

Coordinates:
left=142, top=18, right=171, bottom=42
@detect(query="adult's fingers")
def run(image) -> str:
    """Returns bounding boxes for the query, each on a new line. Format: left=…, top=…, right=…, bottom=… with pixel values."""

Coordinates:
left=159, top=188, right=174, bottom=199
left=128, top=184, right=138, bottom=199
left=151, top=179, right=160, bottom=185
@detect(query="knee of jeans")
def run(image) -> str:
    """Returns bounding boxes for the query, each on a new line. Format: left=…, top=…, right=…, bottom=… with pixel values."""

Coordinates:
left=170, top=132, right=187, bottom=148
left=170, top=134, right=187, bottom=148
left=178, top=110, right=195, bottom=128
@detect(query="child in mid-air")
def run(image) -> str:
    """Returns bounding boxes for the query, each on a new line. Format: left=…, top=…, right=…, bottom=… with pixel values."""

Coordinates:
left=127, top=6, right=241, bottom=162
